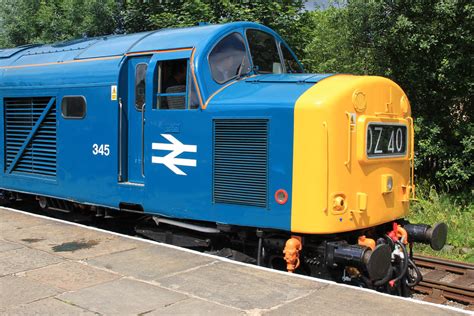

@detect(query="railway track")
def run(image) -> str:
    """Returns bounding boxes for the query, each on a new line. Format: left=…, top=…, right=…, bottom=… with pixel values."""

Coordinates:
left=413, top=254, right=474, bottom=310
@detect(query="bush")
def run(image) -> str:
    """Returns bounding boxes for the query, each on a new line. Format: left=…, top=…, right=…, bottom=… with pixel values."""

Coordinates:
left=304, top=1, right=473, bottom=194
left=408, top=182, right=473, bottom=262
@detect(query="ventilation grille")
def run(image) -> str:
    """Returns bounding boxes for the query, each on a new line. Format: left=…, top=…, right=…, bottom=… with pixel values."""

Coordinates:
left=4, top=97, right=57, bottom=177
left=213, top=119, right=268, bottom=208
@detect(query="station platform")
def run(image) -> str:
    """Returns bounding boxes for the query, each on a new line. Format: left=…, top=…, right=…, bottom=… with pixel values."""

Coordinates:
left=0, top=207, right=469, bottom=315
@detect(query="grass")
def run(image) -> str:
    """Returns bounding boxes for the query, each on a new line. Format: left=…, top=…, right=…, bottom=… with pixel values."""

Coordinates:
left=407, top=183, right=473, bottom=263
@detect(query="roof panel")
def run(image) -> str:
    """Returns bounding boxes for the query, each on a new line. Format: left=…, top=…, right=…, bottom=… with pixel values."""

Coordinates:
left=23, top=39, right=97, bottom=56
left=0, top=45, right=39, bottom=59
left=11, top=50, right=85, bottom=67
left=128, top=24, right=224, bottom=53
left=75, top=32, right=152, bottom=59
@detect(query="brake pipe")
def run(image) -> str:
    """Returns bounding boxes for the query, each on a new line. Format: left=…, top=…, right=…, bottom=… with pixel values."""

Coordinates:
left=388, top=240, right=409, bottom=287
left=406, top=258, right=422, bottom=287
left=373, top=266, right=394, bottom=287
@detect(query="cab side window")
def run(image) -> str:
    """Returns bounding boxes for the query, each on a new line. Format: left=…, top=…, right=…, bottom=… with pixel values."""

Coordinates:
left=156, top=59, right=186, bottom=110
left=246, top=29, right=282, bottom=74
left=135, top=63, right=147, bottom=110
left=156, top=59, right=199, bottom=110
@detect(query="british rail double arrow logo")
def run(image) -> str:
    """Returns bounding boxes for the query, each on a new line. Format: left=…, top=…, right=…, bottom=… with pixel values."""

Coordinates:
left=151, top=134, right=197, bottom=176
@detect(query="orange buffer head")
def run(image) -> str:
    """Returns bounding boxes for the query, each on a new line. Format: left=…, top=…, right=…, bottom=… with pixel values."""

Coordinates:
left=283, top=236, right=302, bottom=273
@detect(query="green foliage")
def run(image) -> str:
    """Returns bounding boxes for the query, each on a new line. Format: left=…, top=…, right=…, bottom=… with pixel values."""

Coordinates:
left=0, top=0, right=307, bottom=66
left=302, top=5, right=369, bottom=73
left=415, top=117, right=473, bottom=191
left=0, top=0, right=119, bottom=47
left=408, top=182, right=473, bottom=262
left=304, top=0, right=473, bottom=192
left=121, top=0, right=307, bottom=61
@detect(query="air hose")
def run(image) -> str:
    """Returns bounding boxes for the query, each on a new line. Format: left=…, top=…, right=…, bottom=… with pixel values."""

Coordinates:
left=406, top=258, right=422, bottom=287
left=360, top=275, right=374, bottom=289
left=388, top=240, right=409, bottom=287
left=373, top=237, right=410, bottom=287
left=373, top=266, right=394, bottom=287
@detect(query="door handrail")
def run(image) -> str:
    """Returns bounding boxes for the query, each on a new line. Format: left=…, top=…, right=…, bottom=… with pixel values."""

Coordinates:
left=344, top=112, right=355, bottom=167
left=141, top=103, right=145, bottom=177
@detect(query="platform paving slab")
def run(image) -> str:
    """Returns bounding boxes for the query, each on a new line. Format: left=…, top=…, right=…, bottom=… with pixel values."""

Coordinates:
left=58, top=278, right=188, bottom=315
left=1, top=297, right=97, bottom=316
left=0, top=239, right=23, bottom=253
left=1, top=222, right=141, bottom=260
left=87, top=244, right=218, bottom=281
left=0, top=210, right=52, bottom=232
left=24, top=261, right=120, bottom=291
left=157, top=261, right=326, bottom=310
left=146, top=297, right=245, bottom=315
left=265, top=283, right=462, bottom=316
left=0, top=275, right=62, bottom=310
left=0, top=247, right=64, bottom=276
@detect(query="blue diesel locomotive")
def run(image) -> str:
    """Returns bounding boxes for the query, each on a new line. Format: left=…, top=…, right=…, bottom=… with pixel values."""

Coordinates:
left=0, top=22, right=447, bottom=294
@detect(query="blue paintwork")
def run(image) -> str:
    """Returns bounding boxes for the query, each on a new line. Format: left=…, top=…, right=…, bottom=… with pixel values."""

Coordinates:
left=0, top=22, right=333, bottom=231
left=246, top=73, right=333, bottom=83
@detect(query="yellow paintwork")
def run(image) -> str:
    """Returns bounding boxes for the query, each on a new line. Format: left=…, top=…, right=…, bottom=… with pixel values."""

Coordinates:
left=357, top=192, right=368, bottom=211
left=380, top=174, right=393, bottom=194
left=291, top=75, right=412, bottom=234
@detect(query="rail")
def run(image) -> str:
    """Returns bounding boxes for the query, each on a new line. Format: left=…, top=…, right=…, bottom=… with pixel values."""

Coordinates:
left=413, top=255, right=474, bottom=309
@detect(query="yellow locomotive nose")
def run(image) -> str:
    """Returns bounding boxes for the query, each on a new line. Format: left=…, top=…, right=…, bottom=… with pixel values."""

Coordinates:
left=291, top=75, right=413, bottom=234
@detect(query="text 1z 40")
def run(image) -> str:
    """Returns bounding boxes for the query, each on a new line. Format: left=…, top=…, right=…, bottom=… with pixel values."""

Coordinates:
left=366, top=124, right=407, bottom=158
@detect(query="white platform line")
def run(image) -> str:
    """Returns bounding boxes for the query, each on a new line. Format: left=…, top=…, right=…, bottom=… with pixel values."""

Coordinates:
left=1, top=206, right=471, bottom=315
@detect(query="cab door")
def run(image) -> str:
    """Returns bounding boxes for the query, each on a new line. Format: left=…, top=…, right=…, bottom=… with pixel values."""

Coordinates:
left=121, top=56, right=150, bottom=184
left=143, top=50, right=206, bottom=213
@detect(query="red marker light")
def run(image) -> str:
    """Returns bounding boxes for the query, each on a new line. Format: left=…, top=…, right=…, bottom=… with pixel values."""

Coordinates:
left=275, top=189, right=288, bottom=205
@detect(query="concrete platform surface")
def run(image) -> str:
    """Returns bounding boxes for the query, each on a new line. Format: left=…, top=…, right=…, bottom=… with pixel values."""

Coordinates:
left=0, top=207, right=470, bottom=316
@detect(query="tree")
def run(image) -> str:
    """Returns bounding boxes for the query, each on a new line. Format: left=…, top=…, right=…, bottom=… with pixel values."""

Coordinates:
left=304, top=0, right=473, bottom=191
left=0, top=0, right=307, bottom=62
left=121, top=0, right=307, bottom=59
left=0, top=0, right=119, bottom=47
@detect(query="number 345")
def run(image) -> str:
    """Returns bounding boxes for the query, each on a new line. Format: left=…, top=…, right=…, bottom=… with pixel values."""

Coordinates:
left=92, top=144, right=110, bottom=156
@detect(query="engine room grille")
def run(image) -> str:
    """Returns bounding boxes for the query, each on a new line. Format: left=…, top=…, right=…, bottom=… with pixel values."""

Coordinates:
left=213, top=119, right=269, bottom=208
left=4, top=97, right=57, bottom=177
